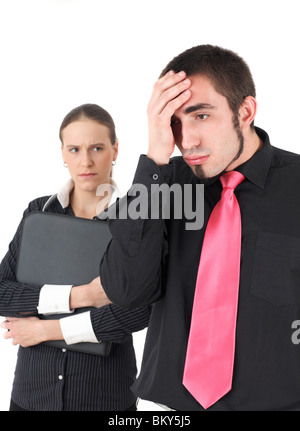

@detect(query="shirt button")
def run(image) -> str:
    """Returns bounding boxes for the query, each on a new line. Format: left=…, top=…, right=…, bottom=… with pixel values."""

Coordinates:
left=153, top=173, right=159, bottom=180
left=58, top=375, right=63, bottom=380
left=62, top=348, right=66, bottom=353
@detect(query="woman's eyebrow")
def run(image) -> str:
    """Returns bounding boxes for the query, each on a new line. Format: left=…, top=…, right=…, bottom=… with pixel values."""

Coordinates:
left=65, top=143, right=105, bottom=148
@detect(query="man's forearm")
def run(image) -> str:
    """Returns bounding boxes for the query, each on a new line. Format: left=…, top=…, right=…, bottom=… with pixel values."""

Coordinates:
left=100, top=156, right=172, bottom=309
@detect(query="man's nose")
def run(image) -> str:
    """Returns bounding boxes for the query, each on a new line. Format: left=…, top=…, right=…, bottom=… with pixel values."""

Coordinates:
left=180, top=125, right=199, bottom=150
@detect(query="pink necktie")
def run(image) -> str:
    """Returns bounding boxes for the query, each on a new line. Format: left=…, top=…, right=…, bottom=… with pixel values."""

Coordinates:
left=183, top=171, right=244, bottom=409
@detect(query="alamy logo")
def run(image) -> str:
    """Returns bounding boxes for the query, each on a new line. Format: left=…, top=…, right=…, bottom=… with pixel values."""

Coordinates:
left=96, top=183, right=204, bottom=231
left=291, top=320, right=300, bottom=344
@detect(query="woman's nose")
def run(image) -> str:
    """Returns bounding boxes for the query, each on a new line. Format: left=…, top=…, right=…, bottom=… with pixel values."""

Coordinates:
left=80, top=150, right=93, bottom=166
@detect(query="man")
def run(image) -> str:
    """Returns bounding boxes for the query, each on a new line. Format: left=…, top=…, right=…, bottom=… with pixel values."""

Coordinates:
left=100, top=45, right=300, bottom=410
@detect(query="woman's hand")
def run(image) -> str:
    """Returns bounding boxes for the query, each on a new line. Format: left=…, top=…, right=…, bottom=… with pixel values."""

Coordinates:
left=70, top=276, right=112, bottom=309
left=1, top=316, right=62, bottom=347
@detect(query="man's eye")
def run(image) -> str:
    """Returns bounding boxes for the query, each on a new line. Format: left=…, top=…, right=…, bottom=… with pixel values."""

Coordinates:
left=93, top=146, right=103, bottom=151
left=171, top=118, right=180, bottom=126
left=70, top=148, right=79, bottom=153
left=197, top=114, right=208, bottom=120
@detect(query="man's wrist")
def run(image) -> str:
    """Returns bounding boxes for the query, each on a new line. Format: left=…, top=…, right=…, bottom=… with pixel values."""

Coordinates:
left=147, top=151, right=170, bottom=166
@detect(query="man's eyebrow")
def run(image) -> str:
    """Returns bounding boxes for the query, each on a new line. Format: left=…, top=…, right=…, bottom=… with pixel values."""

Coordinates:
left=184, top=103, right=216, bottom=114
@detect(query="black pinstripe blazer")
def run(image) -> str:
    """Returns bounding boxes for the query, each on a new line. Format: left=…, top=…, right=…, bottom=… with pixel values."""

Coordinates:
left=0, top=195, right=151, bottom=411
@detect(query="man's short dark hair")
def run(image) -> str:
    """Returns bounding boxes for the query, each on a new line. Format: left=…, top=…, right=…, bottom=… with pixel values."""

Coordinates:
left=160, top=45, right=256, bottom=128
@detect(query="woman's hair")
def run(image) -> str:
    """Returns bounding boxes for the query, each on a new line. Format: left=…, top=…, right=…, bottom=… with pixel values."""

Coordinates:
left=59, top=103, right=117, bottom=144
left=160, top=44, right=256, bottom=128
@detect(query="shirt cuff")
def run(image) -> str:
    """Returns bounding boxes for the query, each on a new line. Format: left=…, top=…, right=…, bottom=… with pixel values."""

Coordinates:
left=132, top=155, right=173, bottom=186
left=59, top=311, right=99, bottom=345
left=37, top=284, right=73, bottom=315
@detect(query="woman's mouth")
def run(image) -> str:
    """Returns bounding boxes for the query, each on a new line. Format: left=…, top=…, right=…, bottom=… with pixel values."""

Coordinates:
left=79, top=173, right=97, bottom=178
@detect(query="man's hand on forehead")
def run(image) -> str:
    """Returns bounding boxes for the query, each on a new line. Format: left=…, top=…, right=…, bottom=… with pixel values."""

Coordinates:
left=147, top=70, right=191, bottom=166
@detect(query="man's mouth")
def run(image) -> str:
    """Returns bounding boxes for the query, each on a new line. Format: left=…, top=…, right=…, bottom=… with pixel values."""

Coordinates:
left=184, top=155, right=209, bottom=166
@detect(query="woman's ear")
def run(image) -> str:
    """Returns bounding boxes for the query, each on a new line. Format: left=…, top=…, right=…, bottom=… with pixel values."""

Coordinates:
left=61, top=144, right=67, bottom=167
left=113, top=140, right=119, bottom=162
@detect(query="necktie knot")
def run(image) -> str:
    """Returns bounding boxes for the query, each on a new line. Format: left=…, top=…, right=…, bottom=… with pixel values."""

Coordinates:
left=220, top=171, right=245, bottom=191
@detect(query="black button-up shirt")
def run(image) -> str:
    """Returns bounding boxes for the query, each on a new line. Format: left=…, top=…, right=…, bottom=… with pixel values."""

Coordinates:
left=101, top=127, right=300, bottom=410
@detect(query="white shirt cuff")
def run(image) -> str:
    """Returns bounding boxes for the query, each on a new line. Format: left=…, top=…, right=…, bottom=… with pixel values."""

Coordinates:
left=37, top=284, right=73, bottom=315
left=59, top=311, right=99, bottom=345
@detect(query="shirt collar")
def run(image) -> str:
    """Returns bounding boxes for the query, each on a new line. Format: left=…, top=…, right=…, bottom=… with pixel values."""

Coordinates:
left=57, top=178, right=122, bottom=215
left=235, top=127, right=273, bottom=189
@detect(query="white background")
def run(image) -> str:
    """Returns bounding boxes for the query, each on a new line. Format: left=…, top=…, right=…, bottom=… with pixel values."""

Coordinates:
left=0, top=0, right=299, bottom=411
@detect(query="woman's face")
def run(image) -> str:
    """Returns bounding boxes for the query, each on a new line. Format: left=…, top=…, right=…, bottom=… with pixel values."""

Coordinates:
left=61, top=118, right=118, bottom=193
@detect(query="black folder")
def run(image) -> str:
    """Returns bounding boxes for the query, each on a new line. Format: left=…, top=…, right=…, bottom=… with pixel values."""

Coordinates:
left=16, top=211, right=112, bottom=356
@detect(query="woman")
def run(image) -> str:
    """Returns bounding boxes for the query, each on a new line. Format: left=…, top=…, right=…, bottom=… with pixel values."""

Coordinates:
left=0, top=104, right=150, bottom=411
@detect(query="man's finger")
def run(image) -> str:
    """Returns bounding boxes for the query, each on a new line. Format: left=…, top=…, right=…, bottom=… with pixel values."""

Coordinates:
left=149, top=71, right=189, bottom=114
left=157, top=79, right=191, bottom=115
left=160, top=89, right=191, bottom=120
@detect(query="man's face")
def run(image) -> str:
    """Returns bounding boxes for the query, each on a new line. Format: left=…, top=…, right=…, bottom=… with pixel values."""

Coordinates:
left=171, top=74, right=244, bottom=182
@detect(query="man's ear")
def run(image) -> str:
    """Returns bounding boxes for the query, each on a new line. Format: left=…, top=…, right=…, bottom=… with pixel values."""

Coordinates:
left=239, top=96, right=257, bottom=129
